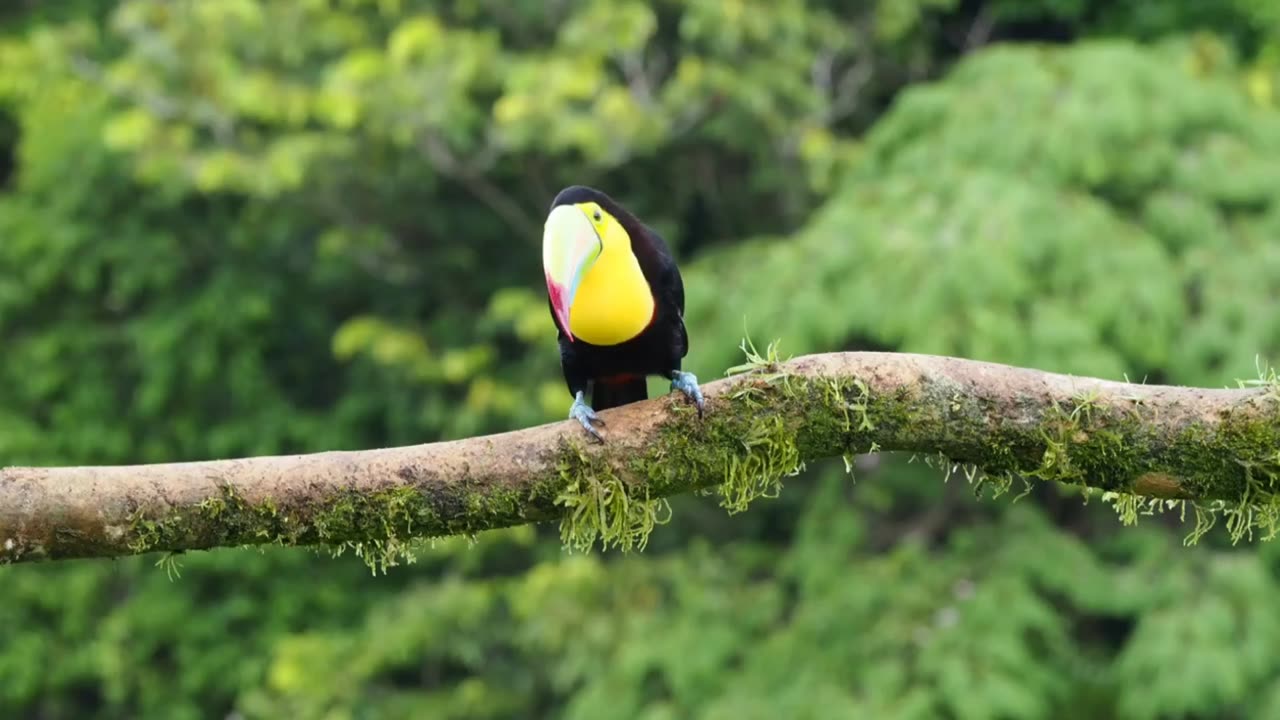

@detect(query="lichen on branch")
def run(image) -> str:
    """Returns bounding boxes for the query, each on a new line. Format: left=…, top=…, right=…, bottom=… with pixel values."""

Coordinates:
left=3, top=345, right=1280, bottom=570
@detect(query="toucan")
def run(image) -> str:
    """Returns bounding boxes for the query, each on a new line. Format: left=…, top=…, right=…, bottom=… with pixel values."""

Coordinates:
left=541, top=185, right=704, bottom=440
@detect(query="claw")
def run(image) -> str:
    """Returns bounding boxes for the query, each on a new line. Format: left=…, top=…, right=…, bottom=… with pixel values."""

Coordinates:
left=569, top=391, right=606, bottom=442
left=670, top=370, right=705, bottom=416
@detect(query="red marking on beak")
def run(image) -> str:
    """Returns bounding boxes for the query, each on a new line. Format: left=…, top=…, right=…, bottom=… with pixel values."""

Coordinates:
left=546, top=274, right=574, bottom=342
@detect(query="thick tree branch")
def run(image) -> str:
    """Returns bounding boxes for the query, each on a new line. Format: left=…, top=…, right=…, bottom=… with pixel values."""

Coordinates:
left=3, top=351, right=1279, bottom=565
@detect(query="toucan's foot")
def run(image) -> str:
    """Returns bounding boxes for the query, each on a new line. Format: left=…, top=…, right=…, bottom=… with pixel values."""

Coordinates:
left=670, top=371, right=705, bottom=416
left=569, top=391, right=605, bottom=442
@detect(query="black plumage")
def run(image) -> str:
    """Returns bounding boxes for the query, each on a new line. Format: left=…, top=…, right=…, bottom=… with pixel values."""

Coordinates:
left=545, top=185, right=691, bottom=413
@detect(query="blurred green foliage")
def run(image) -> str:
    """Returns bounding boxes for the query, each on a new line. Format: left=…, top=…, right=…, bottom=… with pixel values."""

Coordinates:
left=3, top=1, right=1280, bottom=718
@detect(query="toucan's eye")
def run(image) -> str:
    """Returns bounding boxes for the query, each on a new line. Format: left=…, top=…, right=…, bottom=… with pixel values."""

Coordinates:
left=592, top=210, right=602, bottom=221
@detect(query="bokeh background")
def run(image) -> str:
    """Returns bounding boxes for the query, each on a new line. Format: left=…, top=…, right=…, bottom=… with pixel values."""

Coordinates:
left=3, top=1, right=1280, bottom=718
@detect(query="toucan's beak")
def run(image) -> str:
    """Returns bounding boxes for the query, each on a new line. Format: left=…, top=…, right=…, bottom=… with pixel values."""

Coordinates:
left=543, top=205, right=602, bottom=342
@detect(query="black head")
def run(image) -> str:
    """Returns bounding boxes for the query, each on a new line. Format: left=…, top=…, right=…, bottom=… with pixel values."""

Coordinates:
left=549, top=185, right=648, bottom=243
left=551, top=185, right=634, bottom=219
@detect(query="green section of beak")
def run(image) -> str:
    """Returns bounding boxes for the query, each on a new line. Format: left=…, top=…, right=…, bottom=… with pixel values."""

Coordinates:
left=542, top=205, right=602, bottom=341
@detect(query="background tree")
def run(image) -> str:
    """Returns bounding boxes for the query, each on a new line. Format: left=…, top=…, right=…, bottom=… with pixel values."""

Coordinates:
left=3, top=1, right=1280, bottom=718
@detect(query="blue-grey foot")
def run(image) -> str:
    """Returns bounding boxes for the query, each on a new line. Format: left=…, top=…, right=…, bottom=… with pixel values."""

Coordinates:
left=670, top=370, right=705, bottom=416
left=569, top=390, right=605, bottom=441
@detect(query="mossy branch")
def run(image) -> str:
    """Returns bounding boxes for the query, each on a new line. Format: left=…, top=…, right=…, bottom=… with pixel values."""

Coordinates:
left=3, top=349, right=1280, bottom=568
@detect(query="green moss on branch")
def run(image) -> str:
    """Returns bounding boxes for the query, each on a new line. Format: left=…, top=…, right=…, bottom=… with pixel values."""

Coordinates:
left=4, top=347, right=1280, bottom=567
left=550, top=344, right=1280, bottom=553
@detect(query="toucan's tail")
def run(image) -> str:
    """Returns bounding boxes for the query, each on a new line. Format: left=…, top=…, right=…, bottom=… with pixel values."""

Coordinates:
left=592, top=376, right=648, bottom=411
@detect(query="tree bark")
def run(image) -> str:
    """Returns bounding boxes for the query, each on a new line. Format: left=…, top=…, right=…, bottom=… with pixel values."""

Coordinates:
left=3, top=351, right=1278, bottom=565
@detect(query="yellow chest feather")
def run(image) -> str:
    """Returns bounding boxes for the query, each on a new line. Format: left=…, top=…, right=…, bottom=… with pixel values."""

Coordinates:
left=569, top=245, right=655, bottom=346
